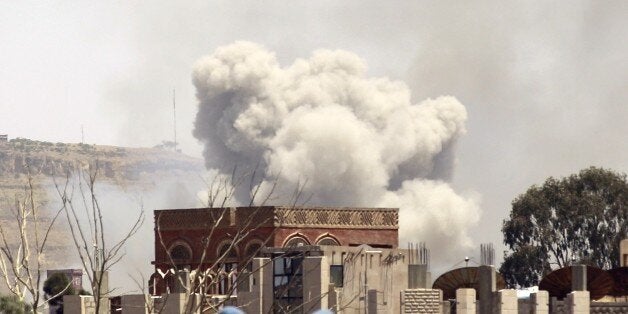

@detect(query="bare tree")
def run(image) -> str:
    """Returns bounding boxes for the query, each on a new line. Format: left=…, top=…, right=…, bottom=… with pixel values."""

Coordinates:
left=146, top=166, right=317, bottom=313
left=55, top=163, right=144, bottom=314
left=0, top=171, right=68, bottom=313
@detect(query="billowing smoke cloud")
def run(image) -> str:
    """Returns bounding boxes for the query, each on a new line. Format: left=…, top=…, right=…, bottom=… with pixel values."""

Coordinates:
left=192, top=41, right=480, bottom=263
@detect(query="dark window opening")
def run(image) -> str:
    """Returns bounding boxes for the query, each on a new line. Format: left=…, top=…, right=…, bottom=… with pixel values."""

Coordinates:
left=272, top=256, right=303, bottom=313
left=218, top=243, right=238, bottom=260
left=330, top=265, right=344, bottom=287
left=170, top=244, right=191, bottom=261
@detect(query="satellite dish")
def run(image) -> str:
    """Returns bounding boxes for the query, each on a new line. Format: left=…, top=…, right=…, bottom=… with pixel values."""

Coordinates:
left=538, top=266, right=614, bottom=300
left=607, top=267, right=628, bottom=297
left=432, top=267, right=506, bottom=300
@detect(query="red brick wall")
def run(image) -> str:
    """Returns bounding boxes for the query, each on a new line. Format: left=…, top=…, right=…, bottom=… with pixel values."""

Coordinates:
left=151, top=207, right=398, bottom=295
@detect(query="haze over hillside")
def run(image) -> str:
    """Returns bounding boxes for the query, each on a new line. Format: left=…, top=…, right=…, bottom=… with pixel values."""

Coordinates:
left=0, top=136, right=206, bottom=290
left=0, top=137, right=203, bottom=184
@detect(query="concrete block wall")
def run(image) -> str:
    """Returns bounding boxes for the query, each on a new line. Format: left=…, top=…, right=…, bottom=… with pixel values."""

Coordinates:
left=530, top=291, right=549, bottom=314
left=63, top=295, right=96, bottom=314
left=400, top=288, right=442, bottom=313
left=519, top=299, right=533, bottom=313
left=591, top=302, right=628, bottom=313
left=493, top=289, right=517, bottom=314
left=456, top=288, right=476, bottom=314
left=121, top=294, right=150, bottom=314
left=160, top=293, right=186, bottom=314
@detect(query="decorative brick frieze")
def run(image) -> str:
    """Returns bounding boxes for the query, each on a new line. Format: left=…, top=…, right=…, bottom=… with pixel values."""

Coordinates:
left=155, top=206, right=399, bottom=231
left=273, top=206, right=398, bottom=229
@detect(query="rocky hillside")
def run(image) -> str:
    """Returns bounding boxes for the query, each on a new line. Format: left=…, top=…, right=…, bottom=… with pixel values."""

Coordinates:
left=0, top=137, right=205, bottom=271
left=0, top=137, right=203, bottom=183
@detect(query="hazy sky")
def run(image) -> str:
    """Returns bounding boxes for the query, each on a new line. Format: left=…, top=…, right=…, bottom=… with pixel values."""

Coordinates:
left=1, top=1, right=626, bottom=267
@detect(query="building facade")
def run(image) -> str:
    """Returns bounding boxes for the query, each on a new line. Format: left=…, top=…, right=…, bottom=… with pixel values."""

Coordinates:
left=237, top=244, right=431, bottom=313
left=151, top=206, right=399, bottom=295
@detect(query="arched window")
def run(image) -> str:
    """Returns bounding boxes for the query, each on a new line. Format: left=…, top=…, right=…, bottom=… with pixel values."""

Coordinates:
left=317, top=237, right=340, bottom=246
left=283, top=234, right=310, bottom=248
left=216, top=240, right=238, bottom=261
left=169, top=241, right=192, bottom=262
left=245, top=240, right=263, bottom=258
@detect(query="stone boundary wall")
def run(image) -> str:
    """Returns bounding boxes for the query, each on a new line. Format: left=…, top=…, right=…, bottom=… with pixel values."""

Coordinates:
left=591, top=302, right=628, bottom=314
left=401, top=288, right=443, bottom=313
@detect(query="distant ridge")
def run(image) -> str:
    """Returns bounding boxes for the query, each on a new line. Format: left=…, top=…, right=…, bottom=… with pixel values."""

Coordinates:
left=0, top=137, right=203, bottom=183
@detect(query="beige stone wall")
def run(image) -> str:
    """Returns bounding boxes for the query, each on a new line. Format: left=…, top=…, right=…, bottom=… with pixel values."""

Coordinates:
left=455, top=288, right=476, bottom=314
left=566, top=291, right=590, bottom=314
left=620, top=238, right=628, bottom=267
left=63, top=295, right=96, bottom=314
left=591, top=302, right=628, bottom=313
left=530, top=291, right=549, bottom=314
left=320, top=246, right=412, bottom=313
left=302, top=256, right=329, bottom=312
left=493, top=289, right=517, bottom=314
left=237, top=257, right=272, bottom=313
left=400, top=288, right=442, bottom=313
left=121, top=294, right=150, bottom=314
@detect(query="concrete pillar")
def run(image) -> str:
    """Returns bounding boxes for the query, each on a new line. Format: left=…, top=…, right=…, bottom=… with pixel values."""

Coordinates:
left=238, top=258, right=271, bottom=314
left=478, top=265, right=496, bottom=314
left=302, top=256, right=329, bottom=312
left=367, top=289, right=378, bottom=313
left=456, top=288, right=476, bottom=314
left=260, top=258, right=273, bottom=313
left=173, top=269, right=189, bottom=293
left=328, top=284, right=338, bottom=313
left=63, top=295, right=87, bottom=314
left=530, top=291, right=549, bottom=314
left=494, top=289, right=517, bottom=314
left=566, top=290, right=590, bottom=314
left=572, top=265, right=587, bottom=291
left=620, top=239, right=628, bottom=267
left=408, top=264, right=428, bottom=288
left=94, top=271, right=110, bottom=314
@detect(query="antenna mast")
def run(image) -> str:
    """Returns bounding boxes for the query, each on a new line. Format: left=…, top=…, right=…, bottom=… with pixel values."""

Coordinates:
left=173, top=89, right=177, bottom=152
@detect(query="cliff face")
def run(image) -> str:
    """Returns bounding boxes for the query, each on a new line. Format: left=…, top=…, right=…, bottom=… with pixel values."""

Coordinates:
left=0, top=138, right=206, bottom=272
left=0, top=138, right=203, bottom=182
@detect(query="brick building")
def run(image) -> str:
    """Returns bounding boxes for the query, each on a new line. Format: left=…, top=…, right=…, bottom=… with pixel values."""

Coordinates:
left=151, top=206, right=398, bottom=295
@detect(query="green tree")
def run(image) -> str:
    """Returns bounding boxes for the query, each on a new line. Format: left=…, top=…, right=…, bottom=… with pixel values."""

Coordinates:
left=43, top=273, right=75, bottom=309
left=0, top=295, right=31, bottom=314
left=501, top=167, right=627, bottom=288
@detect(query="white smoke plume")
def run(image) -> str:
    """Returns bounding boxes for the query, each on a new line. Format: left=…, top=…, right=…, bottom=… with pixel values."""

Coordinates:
left=192, top=41, right=480, bottom=263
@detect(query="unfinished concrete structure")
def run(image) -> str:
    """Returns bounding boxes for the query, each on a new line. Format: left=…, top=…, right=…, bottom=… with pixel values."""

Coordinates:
left=236, top=244, right=434, bottom=313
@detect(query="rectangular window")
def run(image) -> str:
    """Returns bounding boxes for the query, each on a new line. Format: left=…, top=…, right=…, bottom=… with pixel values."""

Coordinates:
left=272, top=256, right=303, bottom=313
left=330, top=265, right=344, bottom=287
